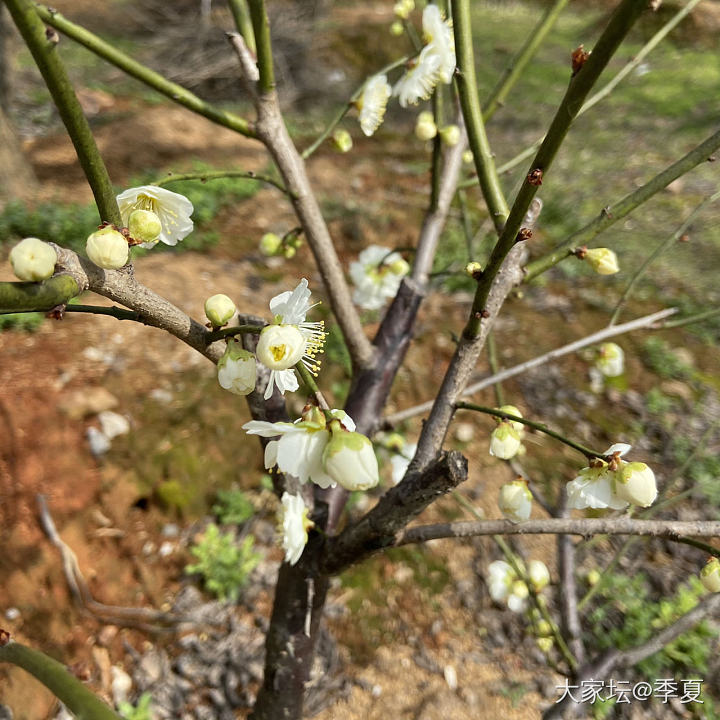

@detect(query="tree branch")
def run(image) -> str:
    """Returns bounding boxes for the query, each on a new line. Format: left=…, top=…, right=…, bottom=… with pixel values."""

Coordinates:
left=5, top=0, right=120, bottom=224
left=396, top=518, right=720, bottom=549
left=524, top=127, right=720, bottom=281
left=153, top=169, right=290, bottom=196
left=465, top=0, right=647, bottom=337
left=452, top=0, right=509, bottom=234
left=35, top=4, right=256, bottom=138
left=384, top=307, right=676, bottom=426
left=0, top=275, right=80, bottom=313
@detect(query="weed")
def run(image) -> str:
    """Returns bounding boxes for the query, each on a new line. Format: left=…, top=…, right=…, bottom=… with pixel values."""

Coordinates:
left=185, top=523, right=260, bottom=602
left=118, top=692, right=154, bottom=720
left=212, top=488, right=255, bottom=525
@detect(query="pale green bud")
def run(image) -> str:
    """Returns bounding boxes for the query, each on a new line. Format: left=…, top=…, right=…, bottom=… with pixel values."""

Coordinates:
left=537, top=637, right=553, bottom=653
left=596, top=342, right=624, bottom=377
left=323, top=421, right=379, bottom=491
left=489, top=422, right=522, bottom=460
left=462, top=149, right=474, bottom=164
left=497, top=405, right=524, bottom=433
left=388, top=257, right=410, bottom=276
left=86, top=226, right=129, bottom=270
left=9, top=237, right=57, bottom=282
left=536, top=620, right=552, bottom=637
left=283, top=245, right=297, bottom=259
left=586, top=569, right=601, bottom=586
left=393, top=0, right=414, bottom=20
left=204, top=293, right=236, bottom=327
left=511, top=580, right=529, bottom=600
left=465, top=261, right=483, bottom=277
left=415, top=111, right=437, bottom=141
left=389, top=20, right=404, bottom=36
left=128, top=209, right=162, bottom=245
left=439, top=124, right=461, bottom=147
left=259, top=232, right=282, bottom=256
left=585, top=247, right=619, bottom=275
left=332, top=128, right=353, bottom=153
left=700, top=558, right=720, bottom=593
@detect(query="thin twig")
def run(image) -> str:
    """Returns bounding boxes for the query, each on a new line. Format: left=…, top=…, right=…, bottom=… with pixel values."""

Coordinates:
left=385, top=308, right=676, bottom=426
left=397, top=518, right=720, bottom=548
left=153, top=169, right=290, bottom=196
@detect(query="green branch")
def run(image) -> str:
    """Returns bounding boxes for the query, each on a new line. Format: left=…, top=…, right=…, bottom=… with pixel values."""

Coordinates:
left=455, top=401, right=605, bottom=461
left=0, top=639, right=122, bottom=720
left=152, top=169, right=290, bottom=196
left=0, top=276, right=80, bottom=313
left=483, top=0, right=570, bottom=122
left=63, top=304, right=140, bottom=321
left=205, top=323, right=265, bottom=343
left=492, top=0, right=705, bottom=178
left=5, top=0, right=119, bottom=224
left=228, top=0, right=256, bottom=55
left=452, top=0, right=509, bottom=235
left=35, top=4, right=255, bottom=138
left=610, top=190, right=720, bottom=324
left=247, top=0, right=274, bottom=94
left=464, top=0, right=647, bottom=338
left=657, top=307, right=720, bottom=330
left=524, top=127, right=720, bottom=281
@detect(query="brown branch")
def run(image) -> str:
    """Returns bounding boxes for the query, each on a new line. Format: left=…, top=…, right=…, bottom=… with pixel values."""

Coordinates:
left=324, top=451, right=468, bottom=574
left=397, top=518, right=720, bottom=548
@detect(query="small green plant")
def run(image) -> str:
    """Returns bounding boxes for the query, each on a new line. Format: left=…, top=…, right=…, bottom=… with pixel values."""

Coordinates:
left=640, top=337, right=692, bottom=379
left=185, top=523, right=260, bottom=602
left=212, top=488, right=255, bottom=525
left=588, top=572, right=716, bottom=683
left=118, top=692, right=154, bottom=720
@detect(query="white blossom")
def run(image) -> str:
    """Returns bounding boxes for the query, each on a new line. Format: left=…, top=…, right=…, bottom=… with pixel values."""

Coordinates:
left=422, top=4, right=456, bottom=84
left=350, top=245, right=409, bottom=310
left=259, top=279, right=326, bottom=400
left=116, top=185, right=193, bottom=247
left=9, top=237, right=57, bottom=281
left=217, top=339, right=256, bottom=396
left=358, top=74, right=392, bottom=136
left=280, top=492, right=313, bottom=566
left=243, top=410, right=355, bottom=489
left=566, top=444, right=632, bottom=510
left=487, top=560, right=528, bottom=613
left=498, top=480, right=532, bottom=523
left=528, top=560, right=550, bottom=591
left=393, top=45, right=442, bottom=107
left=596, top=342, right=624, bottom=377
left=390, top=442, right=417, bottom=486
left=322, top=422, right=380, bottom=491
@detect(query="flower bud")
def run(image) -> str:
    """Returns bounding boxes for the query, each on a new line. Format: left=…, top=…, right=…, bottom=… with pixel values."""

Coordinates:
left=615, top=462, right=657, bottom=507
left=465, top=261, right=483, bottom=277
left=256, top=324, right=306, bottom=371
left=489, top=422, right=522, bottom=460
left=700, top=558, right=720, bottom=593
left=204, top=294, right=236, bottom=327
left=283, top=245, right=297, bottom=259
left=393, top=0, right=414, bottom=20
left=498, top=480, right=532, bottom=523
left=390, top=20, right=404, bottom=36
left=217, top=338, right=256, bottom=395
left=511, top=580, right=529, bottom=600
left=586, top=569, right=601, bottom=586
left=259, top=232, right=282, bottom=256
left=497, top=405, right=524, bottom=434
left=415, top=111, right=437, bottom=141
left=322, top=421, right=379, bottom=491
left=596, top=342, right=624, bottom=377
left=462, top=149, right=474, bottom=164
left=332, top=128, right=353, bottom=153
left=388, top=257, right=410, bottom=276
left=528, top=560, right=550, bottom=591
left=537, top=637, right=553, bottom=653
left=86, top=226, right=129, bottom=269
left=536, top=620, right=552, bottom=636
left=9, top=237, right=57, bottom=282
left=585, top=247, right=619, bottom=275
left=128, top=209, right=162, bottom=245
left=439, top=124, right=461, bottom=147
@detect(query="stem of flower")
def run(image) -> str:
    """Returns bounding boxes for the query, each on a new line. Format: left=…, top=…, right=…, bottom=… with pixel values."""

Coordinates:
left=205, top=324, right=265, bottom=343
left=455, top=401, right=604, bottom=460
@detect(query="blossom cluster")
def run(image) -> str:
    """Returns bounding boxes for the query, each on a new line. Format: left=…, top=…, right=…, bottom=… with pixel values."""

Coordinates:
left=349, top=245, right=410, bottom=310
left=488, top=559, right=550, bottom=613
